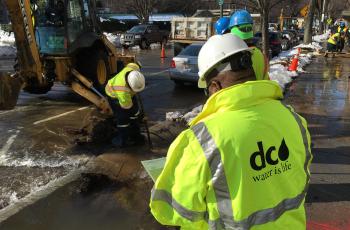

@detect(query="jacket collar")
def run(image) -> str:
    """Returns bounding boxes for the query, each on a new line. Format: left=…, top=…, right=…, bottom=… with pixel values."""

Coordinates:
left=189, top=80, right=284, bottom=127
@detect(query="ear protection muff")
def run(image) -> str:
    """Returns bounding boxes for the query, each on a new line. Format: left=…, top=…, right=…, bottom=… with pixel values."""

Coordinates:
left=227, top=51, right=252, bottom=71
left=204, top=51, right=253, bottom=82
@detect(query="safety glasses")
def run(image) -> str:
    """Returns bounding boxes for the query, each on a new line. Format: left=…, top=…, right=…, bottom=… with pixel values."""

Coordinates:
left=237, top=25, right=253, bottom=33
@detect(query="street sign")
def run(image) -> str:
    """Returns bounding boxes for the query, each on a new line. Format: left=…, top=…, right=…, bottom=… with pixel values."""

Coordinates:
left=300, top=5, right=309, bottom=17
left=217, top=0, right=224, bottom=6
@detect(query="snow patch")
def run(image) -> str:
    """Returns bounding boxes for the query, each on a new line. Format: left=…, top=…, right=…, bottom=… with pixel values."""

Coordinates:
left=104, top=32, right=121, bottom=48
left=0, top=29, right=16, bottom=57
left=295, top=42, right=322, bottom=51
left=313, top=30, right=330, bottom=43
left=0, top=29, right=15, bottom=46
left=0, top=149, right=90, bottom=168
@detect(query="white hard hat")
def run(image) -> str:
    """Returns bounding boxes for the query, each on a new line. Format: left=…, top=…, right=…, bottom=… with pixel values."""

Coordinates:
left=127, top=71, right=145, bottom=92
left=198, top=34, right=251, bottom=88
left=126, top=62, right=142, bottom=70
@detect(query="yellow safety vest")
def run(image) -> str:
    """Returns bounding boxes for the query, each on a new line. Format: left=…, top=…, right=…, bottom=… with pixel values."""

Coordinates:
left=328, top=33, right=340, bottom=45
left=105, top=66, right=135, bottom=109
left=150, top=81, right=312, bottom=230
left=251, top=47, right=269, bottom=80
left=337, top=26, right=348, bottom=33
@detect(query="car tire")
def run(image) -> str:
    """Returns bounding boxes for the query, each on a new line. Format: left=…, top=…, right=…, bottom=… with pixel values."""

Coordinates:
left=140, top=39, right=149, bottom=50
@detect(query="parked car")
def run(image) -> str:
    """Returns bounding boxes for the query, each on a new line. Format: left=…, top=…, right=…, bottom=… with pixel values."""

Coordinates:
left=268, top=23, right=278, bottom=31
left=281, top=31, right=292, bottom=50
left=285, top=30, right=300, bottom=45
left=120, top=24, right=169, bottom=49
left=169, top=43, right=203, bottom=85
left=297, top=29, right=304, bottom=41
left=281, top=30, right=299, bottom=50
left=254, top=32, right=282, bottom=57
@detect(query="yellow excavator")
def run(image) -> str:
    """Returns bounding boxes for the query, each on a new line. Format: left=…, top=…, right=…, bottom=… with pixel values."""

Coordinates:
left=0, top=0, right=134, bottom=114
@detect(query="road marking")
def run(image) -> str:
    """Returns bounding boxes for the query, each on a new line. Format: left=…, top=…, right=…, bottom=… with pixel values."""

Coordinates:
left=0, top=101, right=50, bottom=116
left=0, top=130, right=20, bottom=159
left=0, top=131, right=19, bottom=154
left=0, top=169, right=83, bottom=223
left=147, top=69, right=169, bottom=76
left=33, top=106, right=90, bottom=125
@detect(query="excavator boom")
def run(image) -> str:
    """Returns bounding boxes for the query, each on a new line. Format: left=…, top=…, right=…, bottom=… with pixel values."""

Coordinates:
left=5, top=0, right=43, bottom=80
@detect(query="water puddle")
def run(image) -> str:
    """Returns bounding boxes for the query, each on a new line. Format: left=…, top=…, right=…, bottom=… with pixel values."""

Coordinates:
left=0, top=173, right=163, bottom=230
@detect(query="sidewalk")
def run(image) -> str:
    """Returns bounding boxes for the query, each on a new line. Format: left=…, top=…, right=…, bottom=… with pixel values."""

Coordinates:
left=284, top=53, right=350, bottom=229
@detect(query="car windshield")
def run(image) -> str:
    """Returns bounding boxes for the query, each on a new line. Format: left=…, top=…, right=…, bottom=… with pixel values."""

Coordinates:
left=179, top=45, right=203, bottom=56
left=128, top=26, right=147, bottom=33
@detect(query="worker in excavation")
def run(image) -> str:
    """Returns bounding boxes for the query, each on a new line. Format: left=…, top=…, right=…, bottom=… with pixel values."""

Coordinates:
left=150, top=34, right=312, bottom=229
left=105, top=62, right=146, bottom=148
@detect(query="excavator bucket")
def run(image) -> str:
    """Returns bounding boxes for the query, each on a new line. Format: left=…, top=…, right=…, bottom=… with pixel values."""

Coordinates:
left=0, top=72, right=23, bottom=110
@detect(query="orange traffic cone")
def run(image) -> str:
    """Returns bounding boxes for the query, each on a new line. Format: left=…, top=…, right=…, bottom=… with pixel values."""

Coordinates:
left=161, top=44, right=166, bottom=58
left=288, top=48, right=301, bottom=71
left=288, top=55, right=299, bottom=71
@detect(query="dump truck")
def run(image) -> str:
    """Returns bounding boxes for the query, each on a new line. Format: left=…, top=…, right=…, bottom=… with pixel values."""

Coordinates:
left=170, top=17, right=216, bottom=56
left=0, top=0, right=135, bottom=114
left=170, top=13, right=262, bottom=56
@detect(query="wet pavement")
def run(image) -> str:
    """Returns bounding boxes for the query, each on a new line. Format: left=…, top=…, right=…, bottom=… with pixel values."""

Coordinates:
left=284, top=53, right=350, bottom=229
left=0, top=45, right=204, bottom=229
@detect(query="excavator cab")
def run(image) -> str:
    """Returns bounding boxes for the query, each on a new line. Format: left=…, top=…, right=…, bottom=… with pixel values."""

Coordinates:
left=33, top=0, right=100, bottom=55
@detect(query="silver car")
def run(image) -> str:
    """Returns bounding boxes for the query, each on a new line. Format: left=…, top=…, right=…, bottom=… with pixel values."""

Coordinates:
left=169, top=43, right=203, bottom=85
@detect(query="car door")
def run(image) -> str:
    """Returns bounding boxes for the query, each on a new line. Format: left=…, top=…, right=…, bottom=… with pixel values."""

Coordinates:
left=145, top=26, right=154, bottom=43
left=151, top=25, right=161, bottom=42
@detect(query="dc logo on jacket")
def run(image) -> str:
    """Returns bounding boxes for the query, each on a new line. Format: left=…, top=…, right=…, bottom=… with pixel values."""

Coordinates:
left=249, top=139, right=292, bottom=182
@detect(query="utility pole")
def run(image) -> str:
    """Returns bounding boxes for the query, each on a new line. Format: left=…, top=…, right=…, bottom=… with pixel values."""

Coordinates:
left=304, top=0, right=317, bottom=44
left=320, top=0, right=327, bottom=33
left=280, top=8, right=284, bottom=32
left=218, top=0, right=224, bottom=17
left=220, top=4, right=224, bottom=17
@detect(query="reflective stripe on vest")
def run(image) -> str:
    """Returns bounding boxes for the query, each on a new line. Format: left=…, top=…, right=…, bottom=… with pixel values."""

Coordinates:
left=190, top=103, right=311, bottom=229
left=106, top=85, right=131, bottom=94
left=151, top=188, right=207, bottom=222
left=105, top=66, right=134, bottom=108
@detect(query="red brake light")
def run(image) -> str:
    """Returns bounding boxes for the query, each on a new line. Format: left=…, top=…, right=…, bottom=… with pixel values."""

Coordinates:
left=170, top=60, right=176, bottom=68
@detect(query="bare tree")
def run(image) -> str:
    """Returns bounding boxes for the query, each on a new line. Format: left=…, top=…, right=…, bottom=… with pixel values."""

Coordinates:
left=303, top=0, right=316, bottom=44
left=127, top=0, right=158, bottom=23
left=327, top=0, right=348, bottom=19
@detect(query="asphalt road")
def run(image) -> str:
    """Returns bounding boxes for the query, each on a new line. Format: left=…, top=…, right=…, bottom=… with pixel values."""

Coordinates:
left=284, top=53, right=350, bottom=230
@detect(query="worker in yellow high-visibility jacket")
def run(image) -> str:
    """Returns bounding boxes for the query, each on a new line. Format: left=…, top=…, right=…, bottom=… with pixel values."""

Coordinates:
left=229, top=9, right=270, bottom=81
left=105, top=62, right=146, bottom=148
left=325, top=29, right=340, bottom=58
left=150, top=34, right=312, bottom=229
left=214, top=10, right=269, bottom=81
